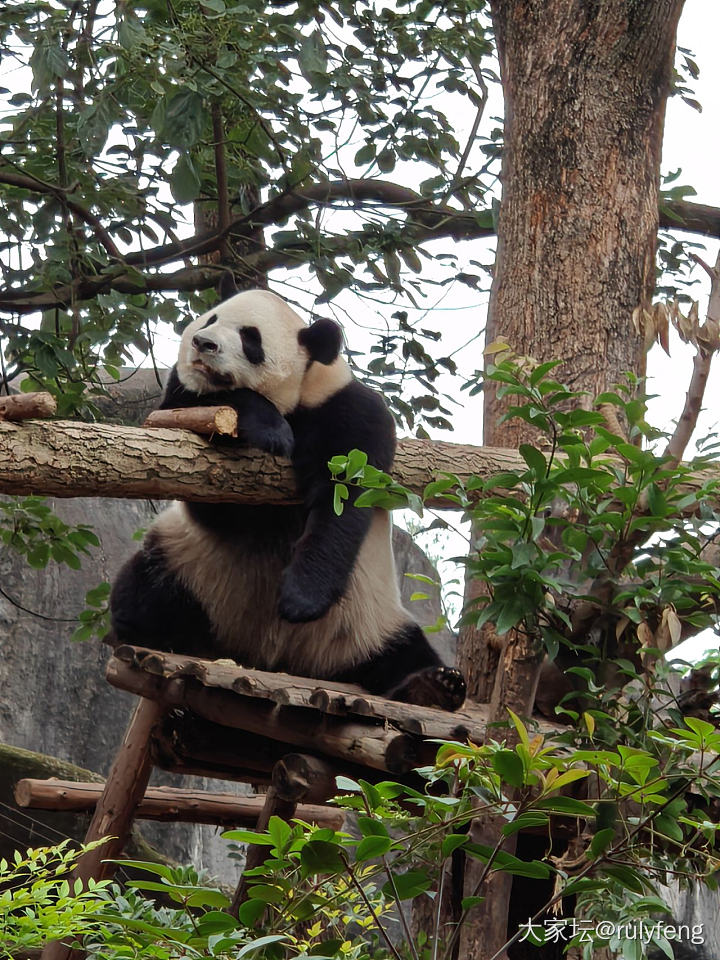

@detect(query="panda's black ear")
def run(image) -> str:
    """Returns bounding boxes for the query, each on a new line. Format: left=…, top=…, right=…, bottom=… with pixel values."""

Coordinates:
left=298, top=318, right=343, bottom=365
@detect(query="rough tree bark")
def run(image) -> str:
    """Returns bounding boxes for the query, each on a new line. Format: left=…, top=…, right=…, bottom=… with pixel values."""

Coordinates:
left=456, top=2, right=685, bottom=958
left=0, top=419, right=528, bottom=505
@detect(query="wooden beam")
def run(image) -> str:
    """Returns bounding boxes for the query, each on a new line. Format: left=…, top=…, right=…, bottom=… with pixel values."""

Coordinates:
left=14, top=779, right=344, bottom=830
left=0, top=418, right=524, bottom=508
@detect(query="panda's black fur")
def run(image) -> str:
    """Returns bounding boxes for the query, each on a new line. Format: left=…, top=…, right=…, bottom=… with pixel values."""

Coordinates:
left=110, top=290, right=466, bottom=710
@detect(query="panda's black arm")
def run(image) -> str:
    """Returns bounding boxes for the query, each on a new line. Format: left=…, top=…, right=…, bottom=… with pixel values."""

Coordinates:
left=160, top=366, right=293, bottom=457
left=279, top=381, right=396, bottom=623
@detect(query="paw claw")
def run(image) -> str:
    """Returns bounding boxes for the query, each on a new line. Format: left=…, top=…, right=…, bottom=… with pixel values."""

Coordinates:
left=389, top=665, right=466, bottom=711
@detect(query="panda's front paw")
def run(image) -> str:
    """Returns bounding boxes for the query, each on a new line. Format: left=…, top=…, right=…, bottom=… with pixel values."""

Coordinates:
left=245, top=421, right=294, bottom=459
left=388, top=666, right=466, bottom=711
left=278, top=565, right=338, bottom=623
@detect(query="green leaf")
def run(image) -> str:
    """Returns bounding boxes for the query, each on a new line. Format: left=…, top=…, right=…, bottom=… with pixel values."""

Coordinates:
left=382, top=869, right=431, bottom=900
left=356, top=835, right=392, bottom=861
left=377, top=148, right=396, bottom=173
left=300, top=840, right=344, bottom=875
left=163, top=89, right=205, bottom=149
left=222, top=830, right=274, bottom=845
left=492, top=749, right=525, bottom=788
left=589, top=828, right=615, bottom=857
left=170, top=155, right=201, bottom=204
left=441, top=834, right=468, bottom=857
left=357, top=817, right=389, bottom=838
left=333, top=482, right=349, bottom=516
left=236, top=936, right=289, bottom=958
left=298, top=30, right=328, bottom=79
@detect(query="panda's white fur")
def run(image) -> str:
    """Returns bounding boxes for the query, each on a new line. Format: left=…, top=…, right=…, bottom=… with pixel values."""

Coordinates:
left=150, top=503, right=407, bottom=678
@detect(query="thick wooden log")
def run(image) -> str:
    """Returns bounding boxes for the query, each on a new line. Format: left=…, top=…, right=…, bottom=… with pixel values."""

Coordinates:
left=14, top=779, right=344, bottom=829
left=112, top=645, right=504, bottom=742
left=0, top=391, right=56, bottom=420
left=149, top=710, right=417, bottom=789
left=0, top=417, right=717, bottom=510
left=271, top=753, right=339, bottom=804
left=144, top=405, right=238, bottom=436
left=0, top=418, right=525, bottom=508
left=107, top=659, right=422, bottom=774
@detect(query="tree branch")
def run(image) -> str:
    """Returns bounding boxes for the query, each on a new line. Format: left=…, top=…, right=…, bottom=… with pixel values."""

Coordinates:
left=0, top=167, right=123, bottom=260
left=2, top=169, right=719, bottom=315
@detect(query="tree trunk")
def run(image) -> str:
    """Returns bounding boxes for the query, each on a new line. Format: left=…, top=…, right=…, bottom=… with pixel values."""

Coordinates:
left=457, top=2, right=685, bottom=957
left=485, top=0, right=684, bottom=439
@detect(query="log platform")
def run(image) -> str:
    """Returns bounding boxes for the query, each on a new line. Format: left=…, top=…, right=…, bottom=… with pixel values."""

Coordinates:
left=34, top=646, right=555, bottom=960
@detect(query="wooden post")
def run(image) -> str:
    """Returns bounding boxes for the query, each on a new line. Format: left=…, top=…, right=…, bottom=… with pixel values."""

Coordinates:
left=271, top=753, right=339, bottom=804
left=229, top=784, right=298, bottom=916
left=40, top=697, right=165, bottom=960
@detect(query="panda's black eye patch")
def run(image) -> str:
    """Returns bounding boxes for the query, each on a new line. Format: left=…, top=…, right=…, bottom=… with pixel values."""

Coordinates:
left=239, top=325, right=265, bottom=365
left=200, top=313, right=217, bottom=330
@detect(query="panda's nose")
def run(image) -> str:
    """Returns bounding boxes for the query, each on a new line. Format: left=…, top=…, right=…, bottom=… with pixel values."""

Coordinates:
left=192, top=334, right=220, bottom=354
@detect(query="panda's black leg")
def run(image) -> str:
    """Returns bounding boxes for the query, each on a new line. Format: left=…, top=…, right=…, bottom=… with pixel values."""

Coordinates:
left=278, top=493, right=372, bottom=623
left=109, top=540, right=213, bottom=655
left=334, top=624, right=467, bottom=712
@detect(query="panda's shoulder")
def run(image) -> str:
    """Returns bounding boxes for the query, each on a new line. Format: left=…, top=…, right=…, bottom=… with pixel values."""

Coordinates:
left=292, top=379, right=395, bottom=468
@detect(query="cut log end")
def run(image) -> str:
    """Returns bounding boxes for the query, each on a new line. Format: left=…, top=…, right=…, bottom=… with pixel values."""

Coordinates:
left=0, top=391, right=57, bottom=421
left=143, top=405, right=239, bottom=437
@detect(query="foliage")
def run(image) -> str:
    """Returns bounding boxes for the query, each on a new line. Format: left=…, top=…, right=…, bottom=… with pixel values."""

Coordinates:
left=0, top=839, right=111, bottom=955
left=0, top=0, right=497, bottom=433
left=0, top=495, right=110, bottom=640
left=5, top=720, right=720, bottom=960
left=331, top=355, right=720, bottom=691
left=0, top=495, right=99, bottom=570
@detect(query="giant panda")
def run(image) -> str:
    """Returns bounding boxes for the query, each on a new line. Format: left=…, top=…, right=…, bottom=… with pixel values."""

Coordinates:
left=110, top=289, right=466, bottom=710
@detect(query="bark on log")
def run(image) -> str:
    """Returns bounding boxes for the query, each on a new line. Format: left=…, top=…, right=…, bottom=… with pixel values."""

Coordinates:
left=14, top=779, right=344, bottom=829
left=0, top=392, right=56, bottom=421
left=271, top=754, right=340, bottom=804
left=144, top=405, right=238, bottom=436
left=0, top=418, right=525, bottom=507
left=230, top=784, right=298, bottom=915
left=0, top=418, right=718, bottom=510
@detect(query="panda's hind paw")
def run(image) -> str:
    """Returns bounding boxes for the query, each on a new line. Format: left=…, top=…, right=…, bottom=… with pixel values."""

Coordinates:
left=389, top=666, right=466, bottom=712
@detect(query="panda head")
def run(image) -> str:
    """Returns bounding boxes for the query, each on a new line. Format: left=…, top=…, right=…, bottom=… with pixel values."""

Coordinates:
left=177, top=290, right=349, bottom=413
